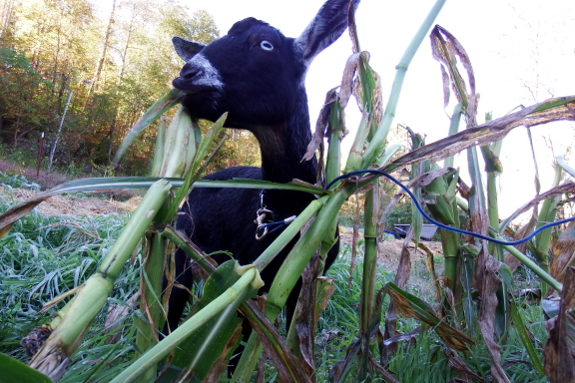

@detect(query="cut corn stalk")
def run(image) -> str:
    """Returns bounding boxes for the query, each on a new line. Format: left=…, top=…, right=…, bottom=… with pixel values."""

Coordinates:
left=28, top=180, right=172, bottom=381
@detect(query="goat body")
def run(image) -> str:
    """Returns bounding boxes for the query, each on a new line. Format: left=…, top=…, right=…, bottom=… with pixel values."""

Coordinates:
left=166, top=0, right=360, bottom=362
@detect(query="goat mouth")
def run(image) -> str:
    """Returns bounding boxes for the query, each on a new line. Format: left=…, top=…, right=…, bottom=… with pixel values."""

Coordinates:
left=172, top=77, right=220, bottom=94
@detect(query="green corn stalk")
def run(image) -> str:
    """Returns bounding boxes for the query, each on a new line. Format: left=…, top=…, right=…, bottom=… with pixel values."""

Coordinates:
left=326, top=96, right=345, bottom=185
left=28, top=180, right=172, bottom=381
left=476, top=111, right=509, bottom=336
left=134, top=229, right=170, bottom=382
left=152, top=105, right=202, bottom=178
left=283, top=91, right=346, bottom=356
left=533, top=162, right=562, bottom=298
left=134, top=100, right=205, bottom=379
left=443, top=103, right=463, bottom=169
left=354, top=56, right=380, bottom=352
left=357, top=0, right=446, bottom=377
left=233, top=189, right=350, bottom=382
left=109, top=264, right=263, bottom=383
left=455, top=197, right=563, bottom=293
left=422, top=168, right=461, bottom=294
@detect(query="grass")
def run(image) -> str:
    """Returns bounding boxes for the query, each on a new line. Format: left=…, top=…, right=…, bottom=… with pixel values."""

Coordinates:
left=0, top=195, right=137, bottom=377
left=0, top=184, right=550, bottom=382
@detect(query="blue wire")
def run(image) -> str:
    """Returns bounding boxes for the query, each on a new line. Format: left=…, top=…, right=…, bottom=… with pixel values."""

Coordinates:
left=327, top=169, right=575, bottom=246
left=257, top=220, right=288, bottom=237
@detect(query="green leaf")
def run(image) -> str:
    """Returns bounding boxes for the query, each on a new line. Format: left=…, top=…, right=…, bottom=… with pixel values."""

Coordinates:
left=109, top=265, right=261, bottom=383
left=165, top=261, right=259, bottom=380
left=113, top=89, right=184, bottom=164
left=498, top=263, right=514, bottom=291
left=0, top=353, right=54, bottom=383
left=531, top=96, right=575, bottom=113
left=509, top=299, right=545, bottom=376
left=0, top=176, right=325, bottom=239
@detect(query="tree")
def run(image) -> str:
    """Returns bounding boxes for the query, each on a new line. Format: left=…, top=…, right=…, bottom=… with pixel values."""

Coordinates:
left=0, top=0, right=236, bottom=175
left=0, top=47, right=53, bottom=147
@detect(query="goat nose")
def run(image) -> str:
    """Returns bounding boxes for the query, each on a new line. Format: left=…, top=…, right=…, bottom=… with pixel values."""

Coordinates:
left=180, top=63, right=201, bottom=80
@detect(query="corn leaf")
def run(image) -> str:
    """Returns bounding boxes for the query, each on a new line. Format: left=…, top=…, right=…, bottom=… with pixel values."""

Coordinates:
left=551, top=221, right=575, bottom=286
left=544, top=267, right=575, bottom=382
left=385, top=96, right=575, bottom=171
left=109, top=265, right=261, bottom=383
left=113, top=89, right=184, bottom=164
left=0, top=353, right=53, bottom=383
left=386, top=282, right=474, bottom=350
left=509, top=299, right=545, bottom=376
left=163, top=260, right=258, bottom=381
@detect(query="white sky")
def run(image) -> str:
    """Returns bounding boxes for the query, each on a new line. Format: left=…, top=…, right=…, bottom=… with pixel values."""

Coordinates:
left=190, top=0, right=575, bottom=219
left=101, top=0, right=575, bottom=218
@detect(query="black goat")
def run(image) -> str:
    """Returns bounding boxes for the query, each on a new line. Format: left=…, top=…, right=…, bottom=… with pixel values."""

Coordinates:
left=166, top=0, right=359, bottom=359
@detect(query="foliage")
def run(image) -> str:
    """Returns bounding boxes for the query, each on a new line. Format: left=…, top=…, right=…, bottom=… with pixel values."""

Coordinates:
left=0, top=204, right=550, bottom=382
left=0, top=170, right=40, bottom=190
left=0, top=199, right=133, bottom=365
left=0, top=0, right=248, bottom=176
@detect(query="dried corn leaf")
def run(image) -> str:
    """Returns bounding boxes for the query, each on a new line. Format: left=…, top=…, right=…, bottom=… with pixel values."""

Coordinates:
left=386, top=282, right=474, bottom=350
left=383, top=233, right=414, bottom=356
left=296, top=252, right=335, bottom=379
left=329, top=338, right=361, bottom=383
left=501, top=182, right=575, bottom=231
left=430, top=25, right=475, bottom=109
left=385, top=97, right=575, bottom=172
left=304, top=88, right=338, bottom=162
left=477, top=253, right=510, bottom=383
left=442, top=343, right=483, bottom=381
left=544, top=267, right=575, bottom=382
left=368, top=355, right=400, bottom=383
left=243, top=300, right=312, bottom=383
left=550, top=221, right=575, bottom=284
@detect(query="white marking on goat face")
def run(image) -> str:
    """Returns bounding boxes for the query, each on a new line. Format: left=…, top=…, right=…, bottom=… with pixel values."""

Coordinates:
left=187, top=53, right=224, bottom=90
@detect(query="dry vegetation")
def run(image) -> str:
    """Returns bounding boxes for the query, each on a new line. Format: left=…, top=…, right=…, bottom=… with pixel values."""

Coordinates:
left=340, top=227, right=444, bottom=301
left=0, top=186, right=141, bottom=216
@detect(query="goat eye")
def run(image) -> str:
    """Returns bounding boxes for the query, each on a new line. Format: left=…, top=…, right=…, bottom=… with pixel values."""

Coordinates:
left=260, top=40, right=274, bottom=51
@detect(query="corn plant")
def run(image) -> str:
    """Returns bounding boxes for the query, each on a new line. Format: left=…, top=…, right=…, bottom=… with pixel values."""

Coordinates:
left=2, top=0, right=575, bottom=381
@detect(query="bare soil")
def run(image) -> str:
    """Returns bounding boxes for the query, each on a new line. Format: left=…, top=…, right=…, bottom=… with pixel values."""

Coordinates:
left=340, top=227, right=444, bottom=301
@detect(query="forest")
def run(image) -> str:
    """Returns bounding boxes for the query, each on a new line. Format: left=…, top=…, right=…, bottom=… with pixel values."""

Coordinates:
left=0, top=0, right=259, bottom=178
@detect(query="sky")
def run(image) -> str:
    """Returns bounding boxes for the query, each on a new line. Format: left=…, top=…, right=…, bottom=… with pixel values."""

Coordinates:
left=102, top=0, right=575, bottom=218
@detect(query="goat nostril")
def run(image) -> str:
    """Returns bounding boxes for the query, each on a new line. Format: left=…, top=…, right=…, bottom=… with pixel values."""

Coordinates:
left=180, top=65, right=201, bottom=80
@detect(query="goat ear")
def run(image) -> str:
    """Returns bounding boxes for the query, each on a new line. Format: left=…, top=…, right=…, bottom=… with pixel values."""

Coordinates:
left=294, top=0, right=359, bottom=66
left=172, top=36, right=206, bottom=62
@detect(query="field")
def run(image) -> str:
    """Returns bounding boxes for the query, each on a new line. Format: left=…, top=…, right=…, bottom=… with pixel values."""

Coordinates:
left=0, top=183, right=550, bottom=382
